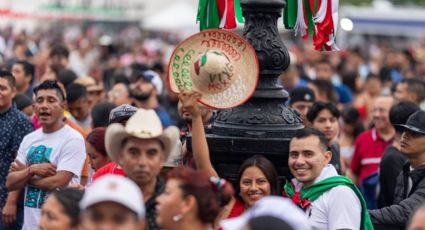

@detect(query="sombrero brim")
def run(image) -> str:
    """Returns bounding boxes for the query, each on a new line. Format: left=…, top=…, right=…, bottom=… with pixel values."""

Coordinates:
left=105, top=123, right=180, bottom=164
left=167, top=29, right=259, bottom=110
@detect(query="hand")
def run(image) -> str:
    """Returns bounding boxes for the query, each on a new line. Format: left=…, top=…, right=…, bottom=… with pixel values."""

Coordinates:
left=31, top=163, right=57, bottom=178
left=1, top=201, right=17, bottom=227
left=9, top=160, right=26, bottom=173
left=179, top=91, right=203, bottom=118
left=68, top=183, right=84, bottom=190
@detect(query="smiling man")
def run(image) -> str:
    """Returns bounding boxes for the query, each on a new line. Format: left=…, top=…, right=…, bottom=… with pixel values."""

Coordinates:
left=105, top=108, right=179, bottom=230
left=6, top=80, right=86, bottom=230
left=284, top=128, right=373, bottom=230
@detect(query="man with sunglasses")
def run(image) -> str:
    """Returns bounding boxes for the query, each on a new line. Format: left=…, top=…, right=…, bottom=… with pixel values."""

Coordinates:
left=369, top=110, right=425, bottom=229
left=6, top=80, right=86, bottom=230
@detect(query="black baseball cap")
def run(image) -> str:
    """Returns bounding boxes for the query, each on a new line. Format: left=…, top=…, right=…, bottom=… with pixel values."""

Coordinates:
left=109, top=104, right=138, bottom=124
left=395, top=111, right=425, bottom=135
left=289, top=87, right=315, bottom=105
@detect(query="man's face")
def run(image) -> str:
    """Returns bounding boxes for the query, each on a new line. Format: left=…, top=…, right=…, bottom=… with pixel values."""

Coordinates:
left=0, top=78, right=16, bottom=111
left=82, top=202, right=143, bottom=230
left=119, top=137, right=165, bottom=186
left=394, top=82, right=409, bottom=102
left=33, top=89, right=65, bottom=128
left=49, top=55, right=68, bottom=68
left=130, top=79, right=154, bottom=102
left=68, top=97, right=90, bottom=121
left=11, top=63, right=30, bottom=91
left=289, top=135, right=331, bottom=186
left=372, top=96, right=393, bottom=130
left=291, top=101, right=313, bottom=122
left=109, top=83, right=132, bottom=106
left=315, top=63, right=333, bottom=81
left=312, top=109, right=339, bottom=142
left=400, top=130, right=425, bottom=158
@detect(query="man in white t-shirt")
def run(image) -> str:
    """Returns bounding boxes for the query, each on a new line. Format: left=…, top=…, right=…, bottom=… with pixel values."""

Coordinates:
left=6, top=80, right=86, bottom=229
left=284, top=128, right=373, bottom=230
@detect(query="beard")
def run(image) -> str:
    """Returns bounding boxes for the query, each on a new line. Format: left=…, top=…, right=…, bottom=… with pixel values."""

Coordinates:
left=132, top=89, right=153, bottom=102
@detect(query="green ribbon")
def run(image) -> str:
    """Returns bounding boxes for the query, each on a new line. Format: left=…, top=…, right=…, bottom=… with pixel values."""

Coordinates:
left=284, top=176, right=374, bottom=230
left=284, top=0, right=297, bottom=29
left=197, top=0, right=220, bottom=31
left=303, top=0, right=314, bottom=37
left=234, top=0, right=244, bottom=23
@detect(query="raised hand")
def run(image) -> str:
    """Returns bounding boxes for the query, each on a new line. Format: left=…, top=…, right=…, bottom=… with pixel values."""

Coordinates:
left=178, top=91, right=203, bottom=118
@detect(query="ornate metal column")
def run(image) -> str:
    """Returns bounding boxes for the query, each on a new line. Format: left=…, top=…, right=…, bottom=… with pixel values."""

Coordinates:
left=190, top=0, right=303, bottom=181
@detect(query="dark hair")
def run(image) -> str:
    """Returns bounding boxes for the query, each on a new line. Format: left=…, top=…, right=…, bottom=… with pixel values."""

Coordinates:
left=48, top=64, right=65, bottom=80
left=50, top=44, right=69, bottom=59
left=33, top=80, right=65, bottom=101
left=86, top=128, right=107, bottom=157
left=310, top=79, right=338, bottom=103
left=0, top=70, right=16, bottom=88
left=13, top=60, right=35, bottom=80
left=91, top=101, right=116, bottom=128
left=235, top=155, right=280, bottom=202
left=389, top=101, right=420, bottom=133
left=342, top=106, right=365, bottom=138
left=167, top=167, right=233, bottom=224
left=365, top=73, right=381, bottom=83
left=112, top=74, right=131, bottom=86
left=57, top=69, right=78, bottom=88
left=292, top=128, right=329, bottom=152
left=51, top=188, right=84, bottom=227
left=341, top=71, right=360, bottom=94
left=306, top=101, right=340, bottom=122
left=66, top=83, right=88, bottom=103
left=248, top=216, right=294, bottom=230
left=13, top=93, right=33, bottom=111
left=400, top=78, right=425, bottom=104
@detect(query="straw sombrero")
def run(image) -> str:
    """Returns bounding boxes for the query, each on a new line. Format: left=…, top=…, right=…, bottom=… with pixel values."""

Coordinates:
left=168, top=29, right=259, bottom=109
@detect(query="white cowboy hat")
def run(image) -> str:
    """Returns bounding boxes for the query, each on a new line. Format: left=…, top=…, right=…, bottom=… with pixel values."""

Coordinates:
left=105, top=108, right=179, bottom=163
left=168, top=29, right=259, bottom=109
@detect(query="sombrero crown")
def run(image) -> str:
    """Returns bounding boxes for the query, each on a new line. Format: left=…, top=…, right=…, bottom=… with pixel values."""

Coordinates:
left=168, top=29, right=259, bottom=109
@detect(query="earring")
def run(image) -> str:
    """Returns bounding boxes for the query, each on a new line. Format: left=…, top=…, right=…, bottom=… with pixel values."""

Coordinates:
left=172, top=214, right=183, bottom=222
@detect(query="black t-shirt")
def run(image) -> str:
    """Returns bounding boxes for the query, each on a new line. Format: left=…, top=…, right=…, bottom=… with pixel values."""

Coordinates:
left=377, top=145, right=407, bottom=208
left=329, top=143, right=342, bottom=175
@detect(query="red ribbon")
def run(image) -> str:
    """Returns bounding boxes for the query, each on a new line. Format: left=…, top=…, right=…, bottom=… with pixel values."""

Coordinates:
left=286, top=191, right=312, bottom=209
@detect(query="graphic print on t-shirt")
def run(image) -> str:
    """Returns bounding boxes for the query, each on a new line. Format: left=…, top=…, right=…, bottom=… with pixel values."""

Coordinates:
left=25, top=145, right=52, bottom=209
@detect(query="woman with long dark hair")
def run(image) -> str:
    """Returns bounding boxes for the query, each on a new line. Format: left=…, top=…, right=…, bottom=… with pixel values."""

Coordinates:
left=156, top=167, right=233, bottom=230
left=179, top=92, right=281, bottom=226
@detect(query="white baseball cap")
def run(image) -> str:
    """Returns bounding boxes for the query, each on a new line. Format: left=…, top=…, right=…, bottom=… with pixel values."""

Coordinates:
left=80, top=175, right=145, bottom=219
left=220, top=196, right=311, bottom=230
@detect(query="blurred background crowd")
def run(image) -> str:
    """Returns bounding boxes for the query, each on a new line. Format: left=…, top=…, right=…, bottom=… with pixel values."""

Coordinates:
left=1, top=0, right=425, bottom=229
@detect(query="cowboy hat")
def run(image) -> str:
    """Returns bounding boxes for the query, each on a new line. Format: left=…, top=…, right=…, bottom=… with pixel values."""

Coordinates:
left=105, top=109, right=179, bottom=163
left=168, top=29, right=259, bottom=109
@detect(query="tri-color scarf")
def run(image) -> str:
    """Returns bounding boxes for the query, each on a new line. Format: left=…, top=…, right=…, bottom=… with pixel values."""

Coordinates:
left=284, top=176, right=373, bottom=230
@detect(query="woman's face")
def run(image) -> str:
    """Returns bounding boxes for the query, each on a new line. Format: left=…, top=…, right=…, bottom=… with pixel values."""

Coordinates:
left=86, top=142, right=110, bottom=171
left=239, top=166, right=271, bottom=208
left=155, top=179, right=186, bottom=228
left=39, top=195, right=74, bottom=230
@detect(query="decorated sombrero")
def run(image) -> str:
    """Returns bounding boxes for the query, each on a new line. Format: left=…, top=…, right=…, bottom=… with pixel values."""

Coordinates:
left=167, top=29, right=259, bottom=109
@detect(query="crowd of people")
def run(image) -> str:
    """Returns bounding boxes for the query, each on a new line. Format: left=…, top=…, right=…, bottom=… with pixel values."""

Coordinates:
left=0, top=24, right=425, bottom=230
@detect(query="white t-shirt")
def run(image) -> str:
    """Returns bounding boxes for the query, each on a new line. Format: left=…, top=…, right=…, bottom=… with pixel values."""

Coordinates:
left=292, top=165, right=361, bottom=230
left=16, top=125, right=86, bottom=230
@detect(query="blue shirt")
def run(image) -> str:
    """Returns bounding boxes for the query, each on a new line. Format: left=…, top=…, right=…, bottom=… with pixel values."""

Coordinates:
left=0, top=106, right=34, bottom=209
